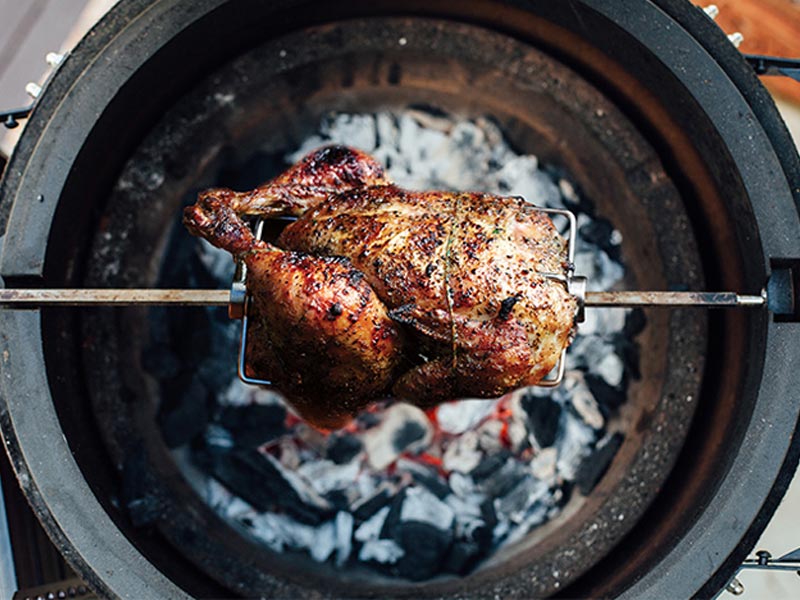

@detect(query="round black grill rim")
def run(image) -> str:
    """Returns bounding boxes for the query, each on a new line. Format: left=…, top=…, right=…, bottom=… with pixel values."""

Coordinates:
left=0, top=1, right=798, bottom=599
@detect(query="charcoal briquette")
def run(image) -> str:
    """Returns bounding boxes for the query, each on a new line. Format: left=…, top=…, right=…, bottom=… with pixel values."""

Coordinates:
left=393, top=521, right=453, bottom=580
left=158, top=375, right=210, bottom=448
left=327, top=434, right=363, bottom=464
left=352, top=488, right=392, bottom=521
left=575, top=432, right=624, bottom=495
left=520, top=392, right=561, bottom=448
left=469, top=450, right=511, bottom=481
left=392, top=420, right=427, bottom=453
left=585, top=374, right=626, bottom=411
left=219, top=403, right=286, bottom=448
left=443, top=540, right=481, bottom=575
left=206, top=449, right=333, bottom=524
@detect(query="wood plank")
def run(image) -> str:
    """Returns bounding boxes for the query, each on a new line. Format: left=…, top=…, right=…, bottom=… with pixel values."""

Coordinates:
left=707, top=0, right=800, bottom=105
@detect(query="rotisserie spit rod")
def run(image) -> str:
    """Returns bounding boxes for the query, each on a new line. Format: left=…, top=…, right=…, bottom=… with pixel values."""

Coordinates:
left=0, top=288, right=767, bottom=308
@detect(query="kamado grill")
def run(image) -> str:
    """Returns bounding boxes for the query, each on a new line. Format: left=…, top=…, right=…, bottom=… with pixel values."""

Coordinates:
left=1, top=0, right=800, bottom=598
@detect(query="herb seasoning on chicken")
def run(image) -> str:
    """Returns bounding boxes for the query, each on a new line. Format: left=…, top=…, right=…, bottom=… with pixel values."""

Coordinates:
left=184, top=145, right=578, bottom=428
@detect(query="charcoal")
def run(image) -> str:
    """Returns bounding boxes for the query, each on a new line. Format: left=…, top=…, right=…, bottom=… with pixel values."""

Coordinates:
left=477, top=457, right=527, bottom=498
left=203, top=424, right=235, bottom=453
left=414, top=471, right=451, bottom=500
left=469, top=450, right=511, bottom=481
left=585, top=374, right=626, bottom=410
left=579, top=218, right=620, bottom=260
left=326, top=434, right=363, bottom=464
left=495, top=476, right=548, bottom=522
left=393, top=521, right=454, bottom=580
left=356, top=506, right=391, bottom=542
left=219, top=403, right=286, bottom=448
left=122, top=444, right=164, bottom=527
left=575, top=432, right=624, bottom=495
left=294, top=424, right=327, bottom=454
left=170, top=306, right=212, bottom=367
left=325, top=490, right=351, bottom=511
left=443, top=430, right=482, bottom=474
left=141, top=343, right=180, bottom=379
left=158, top=375, right=210, bottom=448
left=364, top=404, right=432, bottom=469
left=379, top=489, right=407, bottom=540
left=566, top=385, right=605, bottom=431
left=472, top=519, right=493, bottom=553
left=393, top=420, right=427, bottom=452
left=206, top=449, right=333, bottom=524
left=556, top=412, right=596, bottom=480
left=352, top=488, right=392, bottom=521
left=520, top=393, right=561, bottom=448
left=357, top=412, right=381, bottom=429
left=443, top=540, right=481, bottom=575
left=480, top=499, right=498, bottom=532
left=558, top=482, right=574, bottom=508
left=624, top=308, right=647, bottom=337
left=614, top=336, right=641, bottom=381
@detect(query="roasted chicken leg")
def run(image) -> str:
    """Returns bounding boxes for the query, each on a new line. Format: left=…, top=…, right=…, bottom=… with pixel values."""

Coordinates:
left=184, top=145, right=578, bottom=428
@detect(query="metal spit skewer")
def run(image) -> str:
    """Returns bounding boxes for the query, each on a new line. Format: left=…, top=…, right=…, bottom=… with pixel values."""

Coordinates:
left=0, top=288, right=767, bottom=307
left=0, top=288, right=231, bottom=306
left=0, top=207, right=768, bottom=308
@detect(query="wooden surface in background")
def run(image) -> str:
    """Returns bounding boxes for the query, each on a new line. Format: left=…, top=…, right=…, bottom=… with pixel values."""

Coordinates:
left=709, top=0, right=800, bottom=104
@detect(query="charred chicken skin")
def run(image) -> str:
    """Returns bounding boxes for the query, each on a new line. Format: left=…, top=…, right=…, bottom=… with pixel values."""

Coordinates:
left=184, top=145, right=577, bottom=429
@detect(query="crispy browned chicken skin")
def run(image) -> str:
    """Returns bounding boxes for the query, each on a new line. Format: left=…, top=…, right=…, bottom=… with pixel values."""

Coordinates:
left=184, top=145, right=577, bottom=429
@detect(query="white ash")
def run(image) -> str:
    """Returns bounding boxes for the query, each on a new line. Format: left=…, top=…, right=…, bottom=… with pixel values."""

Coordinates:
left=531, top=447, right=558, bottom=483
left=563, top=372, right=605, bottom=430
left=400, top=486, right=455, bottom=530
left=334, top=512, right=354, bottom=567
left=443, top=431, right=482, bottom=473
left=437, top=400, right=498, bottom=435
left=448, top=471, right=478, bottom=499
left=177, top=107, right=636, bottom=579
left=359, top=539, right=405, bottom=564
left=495, top=476, right=549, bottom=524
left=555, top=412, right=596, bottom=481
left=297, top=460, right=361, bottom=496
left=595, top=353, right=625, bottom=388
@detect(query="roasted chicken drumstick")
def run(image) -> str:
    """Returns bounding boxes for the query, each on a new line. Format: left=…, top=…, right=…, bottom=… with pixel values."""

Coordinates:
left=184, top=145, right=578, bottom=428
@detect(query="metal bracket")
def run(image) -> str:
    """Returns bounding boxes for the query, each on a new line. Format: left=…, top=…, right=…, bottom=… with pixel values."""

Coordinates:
left=229, top=220, right=273, bottom=386
left=744, top=54, right=800, bottom=84
left=725, top=548, right=800, bottom=596
left=228, top=207, right=585, bottom=389
left=0, top=105, right=33, bottom=130
left=530, top=206, right=583, bottom=388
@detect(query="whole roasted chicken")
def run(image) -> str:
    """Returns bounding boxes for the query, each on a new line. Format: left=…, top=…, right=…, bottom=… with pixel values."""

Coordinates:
left=184, top=146, right=578, bottom=429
